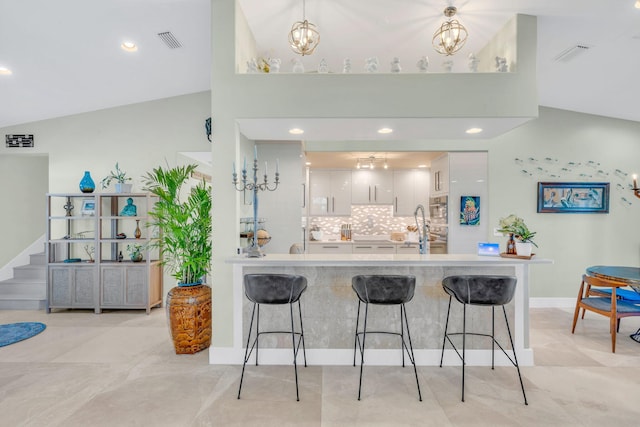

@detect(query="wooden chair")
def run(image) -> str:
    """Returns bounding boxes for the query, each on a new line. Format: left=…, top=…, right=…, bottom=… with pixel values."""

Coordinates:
left=572, top=274, right=640, bottom=352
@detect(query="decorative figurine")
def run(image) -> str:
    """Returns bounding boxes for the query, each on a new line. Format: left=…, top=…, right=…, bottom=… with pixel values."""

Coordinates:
left=318, top=58, right=329, bottom=73
left=292, top=58, right=305, bottom=73
left=246, top=58, right=259, bottom=73
left=468, top=53, right=480, bottom=72
left=390, top=57, right=401, bottom=73
left=120, top=197, right=137, bottom=217
left=495, top=56, right=508, bottom=72
left=442, top=60, right=453, bottom=73
left=417, top=56, right=429, bottom=72
left=365, top=57, right=379, bottom=73
left=268, top=58, right=281, bottom=73
left=342, top=58, right=352, bottom=73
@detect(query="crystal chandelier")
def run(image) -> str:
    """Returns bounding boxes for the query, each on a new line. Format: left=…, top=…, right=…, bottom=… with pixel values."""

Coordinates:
left=288, top=0, right=320, bottom=56
left=432, top=6, right=468, bottom=56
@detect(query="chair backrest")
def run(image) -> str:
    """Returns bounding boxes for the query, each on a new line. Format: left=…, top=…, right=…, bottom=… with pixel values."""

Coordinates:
left=442, top=275, right=517, bottom=306
left=244, top=274, right=307, bottom=304
left=352, top=275, right=416, bottom=305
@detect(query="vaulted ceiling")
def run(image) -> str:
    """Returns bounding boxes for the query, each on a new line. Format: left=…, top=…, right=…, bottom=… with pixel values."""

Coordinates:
left=1, top=0, right=639, bottom=132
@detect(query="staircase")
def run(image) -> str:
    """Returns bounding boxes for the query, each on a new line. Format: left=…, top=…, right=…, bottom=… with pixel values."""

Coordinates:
left=0, top=252, right=47, bottom=310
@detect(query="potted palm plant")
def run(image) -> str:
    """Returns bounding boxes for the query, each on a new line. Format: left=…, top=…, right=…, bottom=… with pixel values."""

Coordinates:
left=143, top=163, right=212, bottom=354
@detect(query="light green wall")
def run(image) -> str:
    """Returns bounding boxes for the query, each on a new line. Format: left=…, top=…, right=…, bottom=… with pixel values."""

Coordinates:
left=0, top=155, right=48, bottom=266
left=489, top=107, right=640, bottom=298
left=0, top=91, right=212, bottom=291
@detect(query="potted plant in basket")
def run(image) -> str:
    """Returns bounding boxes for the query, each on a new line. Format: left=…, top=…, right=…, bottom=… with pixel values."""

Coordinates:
left=101, top=162, right=133, bottom=193
left=143, top=163, right=212, bottom=354
left=497, top=214, right=537, bottom=257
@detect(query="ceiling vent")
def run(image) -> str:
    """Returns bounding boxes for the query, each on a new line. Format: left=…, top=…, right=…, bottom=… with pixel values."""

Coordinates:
left=157, top=31, right=182, bottom=49
left=553, top=44, right=591, bottom=62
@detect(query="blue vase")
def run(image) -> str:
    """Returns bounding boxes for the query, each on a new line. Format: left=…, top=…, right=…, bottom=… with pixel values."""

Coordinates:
left=79, top=171, right=95, bottom=193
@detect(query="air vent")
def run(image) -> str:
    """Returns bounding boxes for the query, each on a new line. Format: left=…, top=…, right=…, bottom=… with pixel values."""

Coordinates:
left=157, top=31, right=182, bottom=49
left=553, top=44, right=591, bottom=62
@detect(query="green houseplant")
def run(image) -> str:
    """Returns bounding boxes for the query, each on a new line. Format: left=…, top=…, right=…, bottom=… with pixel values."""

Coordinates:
left=101, top=162, right=133, bottom=193
left=143, top=163, right=212, bottom=354
left=497, top=214, right=537, bottom=256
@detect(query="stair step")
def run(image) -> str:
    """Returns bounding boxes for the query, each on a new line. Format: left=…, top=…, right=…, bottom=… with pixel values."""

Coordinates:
left=29, top=252, right=47, bottom=265
left=12, top=265, right=46, bottom=280
left=0, top=294, right=46, bottom=310
left=0, top=279, right=46, bottom=296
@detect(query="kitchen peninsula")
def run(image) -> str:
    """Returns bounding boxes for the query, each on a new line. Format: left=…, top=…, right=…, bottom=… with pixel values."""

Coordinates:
left=214, top=253, right=552, bottom=366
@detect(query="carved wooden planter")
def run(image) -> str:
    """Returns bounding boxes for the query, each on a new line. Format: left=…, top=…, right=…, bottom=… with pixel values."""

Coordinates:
left=166, top=284, right=212, bottom=354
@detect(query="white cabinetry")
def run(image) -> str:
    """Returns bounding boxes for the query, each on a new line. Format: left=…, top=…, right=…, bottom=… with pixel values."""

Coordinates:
left=309, top=170, right=352, bottom=216
left=307, top=243, right=353, bottom=254
left=393, top=170, right=430, bottom=216
left=430, top=154, right=449, bottom=195
left=351, top=170, right=393, bottom=205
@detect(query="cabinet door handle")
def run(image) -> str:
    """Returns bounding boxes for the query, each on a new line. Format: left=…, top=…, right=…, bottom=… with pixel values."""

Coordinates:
left=368, top=186, right=371, bottom=201
left=301, top=183, right=306, bottom=208
left=394, top=197, right=398, bottom=213
left=332, top=197, right=335, bottom=212
left=325, top=197, right=329, bottom=213
left=374, top=185, right=378, bottom=201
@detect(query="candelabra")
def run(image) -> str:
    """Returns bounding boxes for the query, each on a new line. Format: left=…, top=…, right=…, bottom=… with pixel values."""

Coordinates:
left=232, top=151, right=279, bottom=257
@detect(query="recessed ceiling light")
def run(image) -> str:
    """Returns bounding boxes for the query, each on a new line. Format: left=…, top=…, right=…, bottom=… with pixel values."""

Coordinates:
left=0, top=67, right=12, bottom=75
left=305, top=161, right=311, bottom=166
left=121, top=41, right=138, bottom=52
left=636, top=0, right=640, bottom=9
left=289, top=128, right=304, bottom=135
left=377, top=127, right=393, bottom=134
left=418, top=164, right=427, bottom=168
left=465, top=127, right=483, bottom=134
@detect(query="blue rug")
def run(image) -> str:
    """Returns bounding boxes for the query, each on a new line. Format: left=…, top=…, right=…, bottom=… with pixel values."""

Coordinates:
left=0, top=322, right=46, bottom=347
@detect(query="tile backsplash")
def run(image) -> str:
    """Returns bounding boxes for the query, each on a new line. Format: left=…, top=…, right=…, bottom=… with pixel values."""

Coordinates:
left=308, top=205, right=415, bottom=237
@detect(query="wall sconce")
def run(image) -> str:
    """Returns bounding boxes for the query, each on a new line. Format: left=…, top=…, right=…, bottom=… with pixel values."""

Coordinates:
left=633, top=174, right=639, bottom=199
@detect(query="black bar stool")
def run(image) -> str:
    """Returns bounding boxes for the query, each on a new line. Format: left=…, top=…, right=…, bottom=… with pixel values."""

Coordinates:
left=237, top=274, right=308, bottom=401
left=439, top=275, right=527, bottom=404
left=352, top=274, right=422, bottom=401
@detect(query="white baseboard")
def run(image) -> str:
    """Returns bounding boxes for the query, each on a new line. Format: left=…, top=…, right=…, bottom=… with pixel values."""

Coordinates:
left=0, top=235, right=45, bottom=281
left=529, top=297, right=575, bottom=308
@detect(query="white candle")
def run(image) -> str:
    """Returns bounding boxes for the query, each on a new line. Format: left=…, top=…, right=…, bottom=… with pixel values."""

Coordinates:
left=633, top=174, right=638, bottom=189
left=276, top=158, right=279, bottom=174
left=254, top=145, right=258, bottom=160
left=243, top=156, right=246, bottom=171
left=233, top=162, right=236, bottom=174
left=265, top=161, right=268, bottom=175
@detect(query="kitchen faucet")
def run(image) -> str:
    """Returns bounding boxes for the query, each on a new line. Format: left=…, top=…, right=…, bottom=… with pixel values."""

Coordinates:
left=414, top=204, right=430, bottom=254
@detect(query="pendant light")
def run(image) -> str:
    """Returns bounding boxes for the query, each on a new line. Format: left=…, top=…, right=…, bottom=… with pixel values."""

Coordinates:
left=289, top=0, right=320, bottom=56
left=432, top=6, right=468, bottom=56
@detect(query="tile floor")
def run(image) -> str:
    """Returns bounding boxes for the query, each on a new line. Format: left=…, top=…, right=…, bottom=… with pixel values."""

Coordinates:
left=0, top=307, right=639, bottom=426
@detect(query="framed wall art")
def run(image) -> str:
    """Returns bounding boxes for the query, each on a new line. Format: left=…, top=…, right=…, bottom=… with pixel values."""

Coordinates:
left=537, top=182, right=610, bottom=214
left=460, top=196, right=480, bottom=225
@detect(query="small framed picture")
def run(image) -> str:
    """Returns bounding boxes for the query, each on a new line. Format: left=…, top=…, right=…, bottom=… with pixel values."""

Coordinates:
left=81, top=198, right=96, bottom=216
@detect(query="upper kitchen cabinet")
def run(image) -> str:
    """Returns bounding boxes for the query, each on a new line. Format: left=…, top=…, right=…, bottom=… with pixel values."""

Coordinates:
left=309, top=170, right=352, bottom=216
left=393, top=169, right=430, bottom=216
left=351, top=170, right=393, bottom=205
left=430, top=154, right=449, bottom=195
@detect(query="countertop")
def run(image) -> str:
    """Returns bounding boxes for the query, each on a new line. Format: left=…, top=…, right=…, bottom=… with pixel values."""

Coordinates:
left=226, top=253, right=553, bottom=266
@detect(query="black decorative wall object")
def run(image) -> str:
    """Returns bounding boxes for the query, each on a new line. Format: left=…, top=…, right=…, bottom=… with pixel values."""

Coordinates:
left=6, top=134, right=34, bottom=147
left=205, top=117, right=212, bottom=142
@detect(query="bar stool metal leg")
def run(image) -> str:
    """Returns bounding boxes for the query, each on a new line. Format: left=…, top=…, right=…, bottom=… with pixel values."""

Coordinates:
left=502, top=306, right=528, bottom=405
left=290, top=301, right=300, bottom=401
left=298, top=300, right=307, bottom=367
left=357, top=301, right=370, bottom=401
left=238, top=302, right=257, bottom=399
left=401, top=303, right=422, bottom=401
left=353, top=300, right=361, bottom=367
